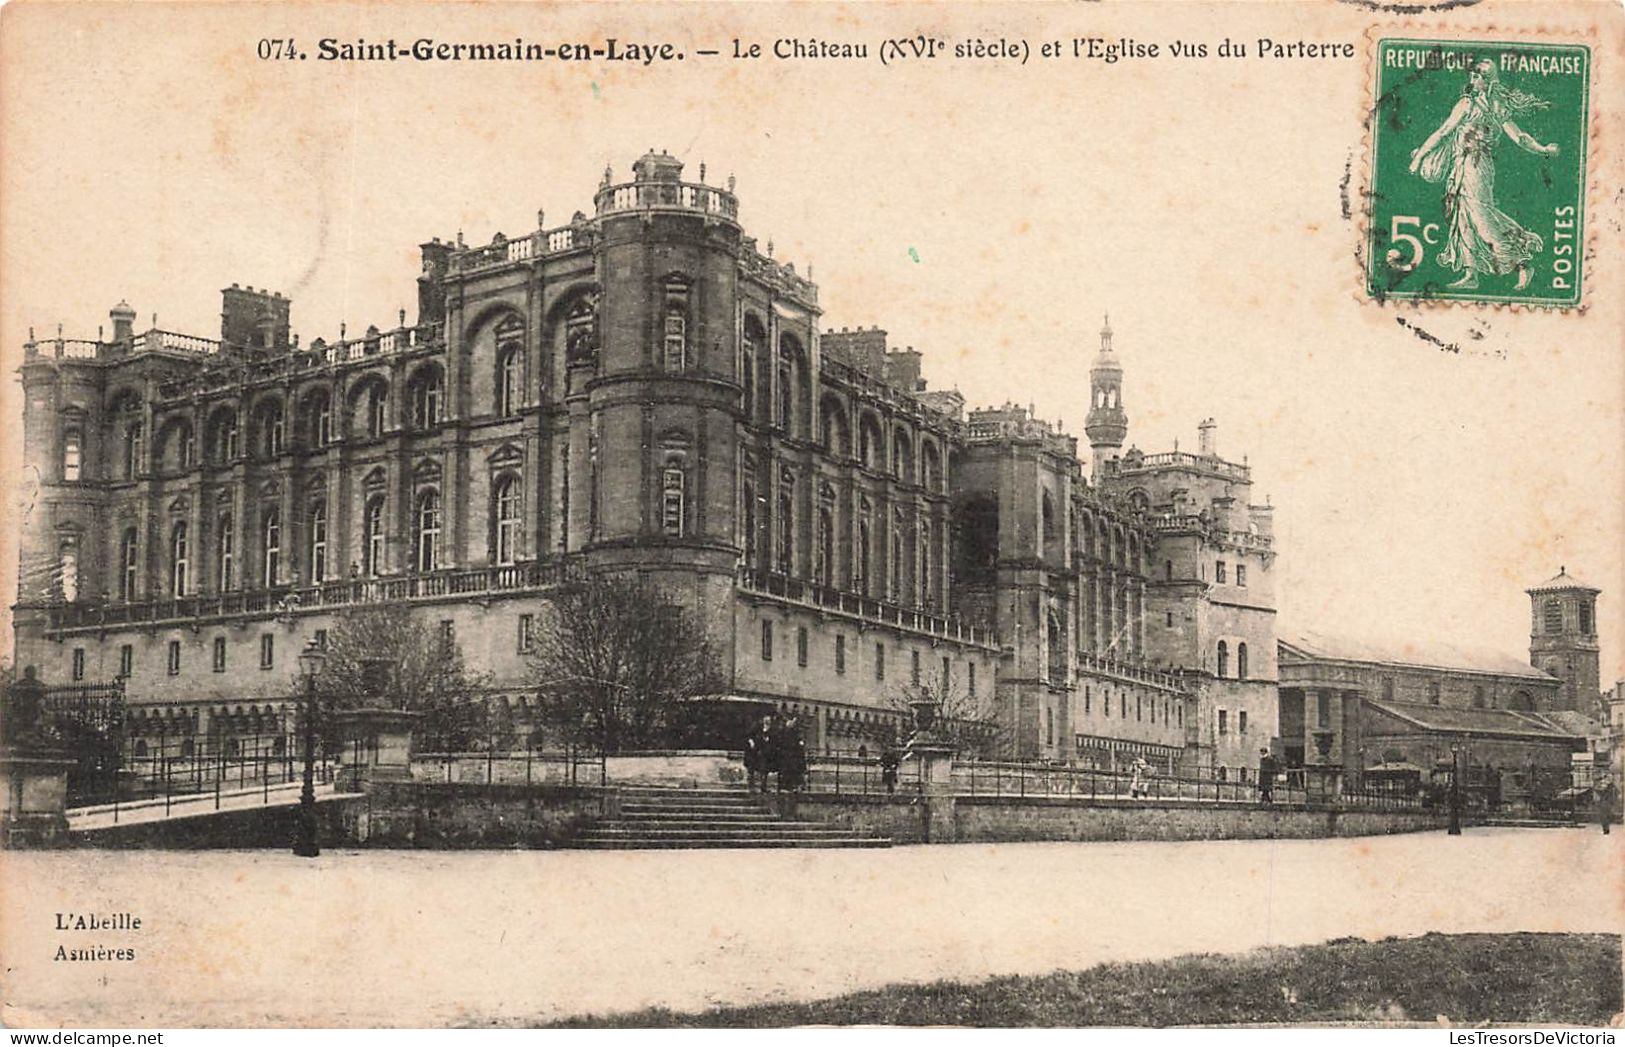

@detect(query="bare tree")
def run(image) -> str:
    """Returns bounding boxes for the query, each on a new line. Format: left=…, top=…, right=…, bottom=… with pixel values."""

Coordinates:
left=528, top=574, right=724, bottom=754
left=317, top=604, right=494, bottom=752
left=884, top=675, right=1005, bottom=758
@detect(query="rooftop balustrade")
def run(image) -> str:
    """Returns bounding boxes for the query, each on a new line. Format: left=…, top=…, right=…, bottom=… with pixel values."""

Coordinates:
left=736, top=567, right=998, bottom=650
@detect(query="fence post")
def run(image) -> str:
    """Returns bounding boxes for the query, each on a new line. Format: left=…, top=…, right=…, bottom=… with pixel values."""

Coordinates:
left=164, top=757, right=172, bottom=816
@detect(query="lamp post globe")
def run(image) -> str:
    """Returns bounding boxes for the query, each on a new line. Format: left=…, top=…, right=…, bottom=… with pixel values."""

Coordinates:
left=293, top=640, right=326, bottom=857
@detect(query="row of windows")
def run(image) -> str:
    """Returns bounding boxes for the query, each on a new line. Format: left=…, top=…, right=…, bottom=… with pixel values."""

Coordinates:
left=1080, top=686, right=1185, bottom=727
left=1214, top=641, right=1251, bottom=680
left=1216, top=709, right=1250, bottom=735
left=757, top=620, right=977, bottom=695
left=76, top=634, right=279, bottom=680
left=113, top=476, right=528, bottom=599
left=59, top=360, right=536, bottom=483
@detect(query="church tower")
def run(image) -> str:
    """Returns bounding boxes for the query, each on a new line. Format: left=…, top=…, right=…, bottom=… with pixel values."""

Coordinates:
left=1527, top=567, right=1602, bottom=713
left=1084, top=314, right=1128, bottom=483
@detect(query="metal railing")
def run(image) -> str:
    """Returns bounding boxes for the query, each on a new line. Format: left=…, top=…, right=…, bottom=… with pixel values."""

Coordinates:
left=68, top=736, right=335, bottom=826
left=736, top=568, right=997, bottom=648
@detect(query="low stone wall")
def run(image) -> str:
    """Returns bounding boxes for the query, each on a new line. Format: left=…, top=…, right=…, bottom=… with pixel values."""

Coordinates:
left=603, top=751, right=745, bottom=787
left=332, top=781, right=612, bottom=848
left=67, top=799, right=359, bottom=849
left=785, top=793, right=1453, bottom=844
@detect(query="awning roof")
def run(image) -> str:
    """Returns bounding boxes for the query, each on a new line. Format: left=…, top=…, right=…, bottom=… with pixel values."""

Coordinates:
left=1365, top=699, right=1584, bottom=741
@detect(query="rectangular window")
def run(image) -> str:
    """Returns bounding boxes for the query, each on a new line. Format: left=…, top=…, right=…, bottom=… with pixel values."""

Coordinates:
left=1136, top=696, right=1143, bottom=721
left=761, top=620, right=774, bottom=661
left=213, top=637, right=226, bottom=673
left=1215, top=561, right=1227, bottom=584
left=1316, top=692, right=1330, bottom=728
left=71, top=648, right=85, bottom=681
left=517, top=614, right=534, bottom=654
left=968, top=661, right=977, bottom=698
left=1239, top=710, right=1249, bottom=735
left=796, top=626, right=809, bottom=668
left=1218, top=709, right=1229, bottom=735
left=167, top=640, right=181, bottom=676
left=875, top=643, right=885, bottom=682
left=834, top=634, right=846, bottom=675
left=911, top=650, right=921, bottom=686
left=1084, top=686, right=1091, bottom=715
left=941, top=657, right=951, bottom=692
left=1166, top=611, right=1174, bottom=627
left=1236, top=564, right=1247, bottom=588
left=313, top=628, right=328, bottom=650
left=440, top=620, right=455, bottom=647
left=259, top=633, right=274, bottom=670
left=1104, top=690, right=1111, bottom=718
left=118, top=644, right=133, bottom=678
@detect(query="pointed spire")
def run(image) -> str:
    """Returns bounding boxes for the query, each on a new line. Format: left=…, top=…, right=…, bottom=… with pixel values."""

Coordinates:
left=1101, top=312, right=1114, bottom=353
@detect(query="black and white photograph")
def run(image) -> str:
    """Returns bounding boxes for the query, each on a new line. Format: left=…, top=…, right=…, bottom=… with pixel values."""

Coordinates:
left=0, top=0, right=1620, bottom=1032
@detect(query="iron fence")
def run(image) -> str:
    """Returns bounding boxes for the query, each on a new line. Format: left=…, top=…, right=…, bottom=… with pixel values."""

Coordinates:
left=414, top=745, right=607, bottom=787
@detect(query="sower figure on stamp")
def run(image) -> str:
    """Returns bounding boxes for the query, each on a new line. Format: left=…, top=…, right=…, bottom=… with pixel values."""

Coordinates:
left=1408, top=59, right=1560, bottom=291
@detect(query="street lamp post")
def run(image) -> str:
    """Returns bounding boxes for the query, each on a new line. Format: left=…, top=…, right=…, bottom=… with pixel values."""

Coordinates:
left=1448, top=740, right=1462, bottom=836
left=293, top=640, right=326, bottom=858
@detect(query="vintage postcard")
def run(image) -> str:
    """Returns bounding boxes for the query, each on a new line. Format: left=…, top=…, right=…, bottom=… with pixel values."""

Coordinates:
left=0, top=0, right=1621, bottom=1032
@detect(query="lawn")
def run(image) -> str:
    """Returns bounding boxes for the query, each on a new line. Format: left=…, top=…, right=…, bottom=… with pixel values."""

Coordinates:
left=545, top=932, right=1622, bottom=1028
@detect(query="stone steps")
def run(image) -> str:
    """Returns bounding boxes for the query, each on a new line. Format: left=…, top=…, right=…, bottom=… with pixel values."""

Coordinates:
left=575, top=786, right=890, bottom=850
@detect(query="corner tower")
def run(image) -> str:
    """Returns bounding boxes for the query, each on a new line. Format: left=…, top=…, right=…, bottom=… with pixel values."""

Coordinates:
left=1084, top=314, right=1128, bottom=483
left=1527, top=567, right=1602, bottom=713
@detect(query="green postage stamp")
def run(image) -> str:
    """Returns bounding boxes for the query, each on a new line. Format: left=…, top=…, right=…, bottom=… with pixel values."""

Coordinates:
left=1367, top=38, right=1590, bottom=307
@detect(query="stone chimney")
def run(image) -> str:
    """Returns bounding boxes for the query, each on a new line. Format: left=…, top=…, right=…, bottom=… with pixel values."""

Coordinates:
left=109, top=300, right=136, bottom=343
left=1198, top=418, right=1217, bottom=456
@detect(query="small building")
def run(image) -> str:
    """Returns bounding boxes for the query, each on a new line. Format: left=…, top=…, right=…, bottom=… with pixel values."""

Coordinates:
left=1278, top=630, right=1583, bottom=801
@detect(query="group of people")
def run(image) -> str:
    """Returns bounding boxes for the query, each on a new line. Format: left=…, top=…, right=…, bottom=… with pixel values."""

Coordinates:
left=742, top=713, right=809, bottom=793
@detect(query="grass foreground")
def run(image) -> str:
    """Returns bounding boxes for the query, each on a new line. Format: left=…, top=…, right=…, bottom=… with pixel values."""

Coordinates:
left=545, top=931, right=1622, bottom=1028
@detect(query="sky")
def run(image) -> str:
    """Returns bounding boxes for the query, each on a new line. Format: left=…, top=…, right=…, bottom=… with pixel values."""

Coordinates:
left=2, top=1, right=1620, bottom=682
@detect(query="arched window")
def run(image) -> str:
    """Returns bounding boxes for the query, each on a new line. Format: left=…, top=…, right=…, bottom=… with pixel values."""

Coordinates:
left=304, top=392, right=332, bottom=448
left=815, top=506, right=834, bottom=587
left=409, top=368, right=444, bottom=430
left=741, top=318, right=764, bottom=421
left=1543, top=598, right=1563, bottom=634
left=308, top=503, right=328, bottom=584
left=497, top=348, right=522, bottom=416
left=663, top=307, right=686, bottom=371
left=123, top=419, right=144, bottom=480
left=1047, top=610, right=1066, bottom=682
left=859, top=417, right=882, bottom=470
left=661, top=463, right=686, bottom=538
left=857, top=501, right=873, bottom=594
left=776, top=474, right=794, bottom=575
left=1237, top=642, right=1249, bottom=681
left=918, top=520, right=932, bottom=608
left=921, top=442, right=941, bottom=490
left=1041, top=492, right=1056, bottom=557
left=1216, top=640, right=1229, bottom=679
left=211, top=409, right=239, bottom=462
left=889, top=512, right=904, bottom=601
left=363, top=497, right=386, bottom=577
left=217, top=514, right=234, bottom=591
left=741, top=479, right=758, bottom=569
left=170, top=523, right=189, bottom=596
left=159, top=420, right=196, bottom=471
left=494, top=475, right=522, bottom=562
left=415, top=491, right=441, bottom=572
left=118, top=528, right=139, bottom=601
left=254, top=401, right=285, bottom=458
left=366, top=384, right=388, bottom=437
left=59, top=537, right=78, bottom=602
left=893, top=430, right=913, bottom=481
left=777, top=353, right=794, bottom=432
left=261, top=510, right=280, bottom=586
left=62, top=429, right=82, bottom=481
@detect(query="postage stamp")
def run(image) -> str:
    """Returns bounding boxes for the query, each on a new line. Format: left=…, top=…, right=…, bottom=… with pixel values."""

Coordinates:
left=1366, top=38, right=1590, bottom=307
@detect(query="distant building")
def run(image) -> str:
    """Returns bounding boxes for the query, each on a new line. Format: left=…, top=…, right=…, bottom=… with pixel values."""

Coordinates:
left=12, top=150, right=1276, bottom=775
left=1279, top=568, right=1606, bottom=803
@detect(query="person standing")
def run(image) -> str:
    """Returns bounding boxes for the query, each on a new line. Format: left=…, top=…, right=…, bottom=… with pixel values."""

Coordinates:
left=1258, top=747, right=1278, bottom=804
left=743, top=715, right=772, bottom=793
left=1129, top=756, right=1150, bottom=800
left=1597, top=778, right=1616, bottom=835
left=879, top=745, right=901, bottom=795
left=776, top=713, right=807, bottom=792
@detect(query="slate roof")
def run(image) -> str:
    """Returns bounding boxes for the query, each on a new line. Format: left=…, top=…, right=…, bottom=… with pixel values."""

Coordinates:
left=1364, top=700, right=1583, bottom=741
left=1527, top=569, right=1600, bottom=593
left=1280, top=629, right=1555, bottom=682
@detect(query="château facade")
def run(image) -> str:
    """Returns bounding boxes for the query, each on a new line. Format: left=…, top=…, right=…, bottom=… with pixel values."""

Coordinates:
left=12, top=150, right=1279, bottom=777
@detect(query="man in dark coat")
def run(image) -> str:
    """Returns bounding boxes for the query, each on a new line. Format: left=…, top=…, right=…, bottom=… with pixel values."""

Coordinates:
left=743, top=715, right=773, bottom=793
left=879, top=746, right=901, bottom=795
left=775, top=714, right=807, bottom=792
left=1597, top=778, right=1616, bottom=835
left=1257, top=748, right=1278, bottom=804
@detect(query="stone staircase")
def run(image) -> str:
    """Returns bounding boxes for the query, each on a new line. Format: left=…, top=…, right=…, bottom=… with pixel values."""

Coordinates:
left=575, top=786, right=891, bottom=849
